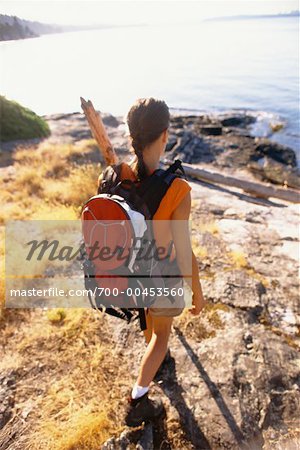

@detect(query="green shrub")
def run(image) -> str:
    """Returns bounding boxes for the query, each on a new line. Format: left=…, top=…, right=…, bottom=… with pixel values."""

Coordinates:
left=0, top=95, right=50, bottom=142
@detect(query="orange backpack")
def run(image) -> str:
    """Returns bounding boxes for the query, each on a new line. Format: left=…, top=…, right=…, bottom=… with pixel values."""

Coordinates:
left=81, top=159, right=186, bottom=330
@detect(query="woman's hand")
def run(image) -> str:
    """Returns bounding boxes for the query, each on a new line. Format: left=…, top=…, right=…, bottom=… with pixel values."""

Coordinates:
left=190, top=293, right=206, bottom=316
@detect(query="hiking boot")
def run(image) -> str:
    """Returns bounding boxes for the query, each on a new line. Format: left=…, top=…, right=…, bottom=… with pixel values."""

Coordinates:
left=125, top=392, right=165, bottom=427
left=153, top=349, right=172, bottom=382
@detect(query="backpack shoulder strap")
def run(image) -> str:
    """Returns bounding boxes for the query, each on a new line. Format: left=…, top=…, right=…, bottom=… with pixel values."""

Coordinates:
left=98, top=162, right=138, bottom=195
left=137, top=159, right=186, bottom=218
left=162, top=159, right=187, bottom=179
left=98, top=163, right=123, bottom=194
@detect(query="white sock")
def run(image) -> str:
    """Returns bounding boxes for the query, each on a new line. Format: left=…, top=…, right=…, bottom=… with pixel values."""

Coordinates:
left=131, top=383, right=149, bottom=400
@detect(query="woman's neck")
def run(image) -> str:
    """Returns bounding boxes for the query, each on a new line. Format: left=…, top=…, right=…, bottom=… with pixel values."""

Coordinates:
left=142, top=144, right=161, bottom=174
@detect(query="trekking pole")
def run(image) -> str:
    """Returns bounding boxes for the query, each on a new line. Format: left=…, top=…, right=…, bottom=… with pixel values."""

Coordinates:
left=80, top=97, right=118, bottom=166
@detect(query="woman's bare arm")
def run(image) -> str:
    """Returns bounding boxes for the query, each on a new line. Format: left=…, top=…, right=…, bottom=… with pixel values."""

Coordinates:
left=171, top=191, right=206, bottom=315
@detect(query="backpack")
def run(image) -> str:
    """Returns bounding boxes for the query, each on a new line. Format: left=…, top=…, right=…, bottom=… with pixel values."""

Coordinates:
left=81, top=159, right=186, bottom=331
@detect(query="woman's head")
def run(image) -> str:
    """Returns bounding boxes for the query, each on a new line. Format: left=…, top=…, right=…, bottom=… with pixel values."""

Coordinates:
left=126, top=98, right=170, bottom=180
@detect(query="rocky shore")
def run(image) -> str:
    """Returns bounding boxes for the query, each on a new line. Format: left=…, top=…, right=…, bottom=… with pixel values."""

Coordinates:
left=3, top=109, right=298, bottom=188
left=40, top=110, right=300, bottom=190
left=167, top=113, right=299, bottom=189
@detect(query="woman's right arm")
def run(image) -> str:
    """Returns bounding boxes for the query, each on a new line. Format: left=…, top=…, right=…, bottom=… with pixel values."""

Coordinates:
left=171, top=191, right=206, bottom=315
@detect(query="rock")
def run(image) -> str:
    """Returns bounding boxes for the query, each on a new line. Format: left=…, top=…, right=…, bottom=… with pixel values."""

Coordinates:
left=247, top=157, right=300, bottom=189
left=244, top=211, right=266, bottom=224
left=218, top=218, right=252, bottom=244
left=254, top=139, right=297, bottom=167
left=211, top=208, right=226, bottom=216
left=170, top=116, right=184, bottom=127
left=243, top=331, right=254, bottom=350
left=136, top=424, right=153, bottom=450
left=247, top=160, right=267, bottom=182
left=101, top=113, right=120, bottom=128
left=0, top=371, right=16, bottom=429
left=199, top=125, right=223, bottom=136
left=165, top=135, right=177, bottom=152
left=182, top=115, right=199, bottom=127
left=223, top=208, right=240, bottom=218
left=263, top=417, right=300, bottom=449
left=174, top=129, right=184, bottom=137
left=270, top=122, right=284, bottom=133
left=101, top=425, right=153, bottom=450
left=39, top=111, right=299, bottom=179
left=101, top=430, right=131, bottom=450
left=220, top=115, right=256, bottom=128
left=166, top=131, right=217, bottom=164
left=262, top=157, right=300, bottom=189
left=168, top=318, right=300, bottom=449
left=208, top=269, right=264, bottom=310
left=101, top=437, right=118, bottom=449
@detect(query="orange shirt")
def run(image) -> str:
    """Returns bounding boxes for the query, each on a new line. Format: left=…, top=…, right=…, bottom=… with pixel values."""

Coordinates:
left=152, top=177, right=191, bottom=260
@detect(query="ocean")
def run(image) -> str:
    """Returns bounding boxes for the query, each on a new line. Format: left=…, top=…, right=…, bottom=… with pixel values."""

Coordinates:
left=1, top=17, right=299, bottom=164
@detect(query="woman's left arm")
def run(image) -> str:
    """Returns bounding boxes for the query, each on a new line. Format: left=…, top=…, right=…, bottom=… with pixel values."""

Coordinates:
left=171, top=191, right=206, bottom=315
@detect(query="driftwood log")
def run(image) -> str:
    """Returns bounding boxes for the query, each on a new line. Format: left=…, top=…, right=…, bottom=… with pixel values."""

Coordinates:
left=162, top=159, right=300, bottom=204
left=80, top=97, right=118, bottom=166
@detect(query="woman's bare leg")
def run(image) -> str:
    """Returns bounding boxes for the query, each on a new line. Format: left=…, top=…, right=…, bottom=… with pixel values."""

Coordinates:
left=143, top=310, right=153, bottom=344
left=137, top=315, right=173, bottom=387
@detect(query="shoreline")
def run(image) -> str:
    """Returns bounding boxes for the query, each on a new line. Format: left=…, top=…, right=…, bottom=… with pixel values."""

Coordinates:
left=1, top=109, right=299, bottom=190
left=36, top=108, right=298, bottom=169
left=37, top=110, right=300, bottom=189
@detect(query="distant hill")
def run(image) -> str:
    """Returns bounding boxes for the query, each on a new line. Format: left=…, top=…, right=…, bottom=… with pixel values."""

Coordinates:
left=0, top=14, right=142, bottom=42
left=206, top=10, right=300, bottom=22
left=0, top=14, right=63, bottom=41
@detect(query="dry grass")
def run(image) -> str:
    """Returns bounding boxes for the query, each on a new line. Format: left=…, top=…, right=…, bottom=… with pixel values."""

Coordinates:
left=0, top=227, right=5, bottom=317
left=198, top=220, right=219, bottom=235
left=222, top=249, right=270, bottom=288
left=43, top=164, right=100, bottom=208
left=14, top=140, right=98, bottom=167
left=263, top=419, right=300, bottom=449
left=1, top=308, right=123, bottom=450
left=258, top=310, right=300, bottom=351
left=175, top=302, right=230, bottom=341
left=30, top=205, right=79, bottom=221
left=0, top=139, right=121, bottom=449
left=36, top=407, right=112, bottom=450
left=0, top=140, right=101, bottom=224
left=46, top=308, right=67, bottom=323
left=15, top=165, right=44, bottom=195
left=191, top=236, right=208, bottom=260
left=246, top=267, right=270, bottom=288
left=228, top=249, right=248, bottom=268
left=26, top=312, right=114, bottom=450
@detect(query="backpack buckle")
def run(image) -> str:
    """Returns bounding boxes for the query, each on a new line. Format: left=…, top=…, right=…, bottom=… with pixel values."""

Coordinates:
left=164, top=159, right=187, bottom=180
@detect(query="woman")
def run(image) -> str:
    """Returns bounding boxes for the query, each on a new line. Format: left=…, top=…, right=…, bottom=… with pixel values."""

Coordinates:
left=124, top=98, right=206, bottom=426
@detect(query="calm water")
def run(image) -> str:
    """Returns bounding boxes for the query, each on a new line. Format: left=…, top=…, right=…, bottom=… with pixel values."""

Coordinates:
left=1, top=18, right=299, bottom=164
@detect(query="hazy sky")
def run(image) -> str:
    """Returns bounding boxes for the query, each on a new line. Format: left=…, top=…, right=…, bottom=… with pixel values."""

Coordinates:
left=0, top=0, right=299, bottom=26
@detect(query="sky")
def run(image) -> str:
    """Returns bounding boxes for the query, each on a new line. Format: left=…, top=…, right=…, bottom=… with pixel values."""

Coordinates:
left=0, top=0, right=299, bottom=26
